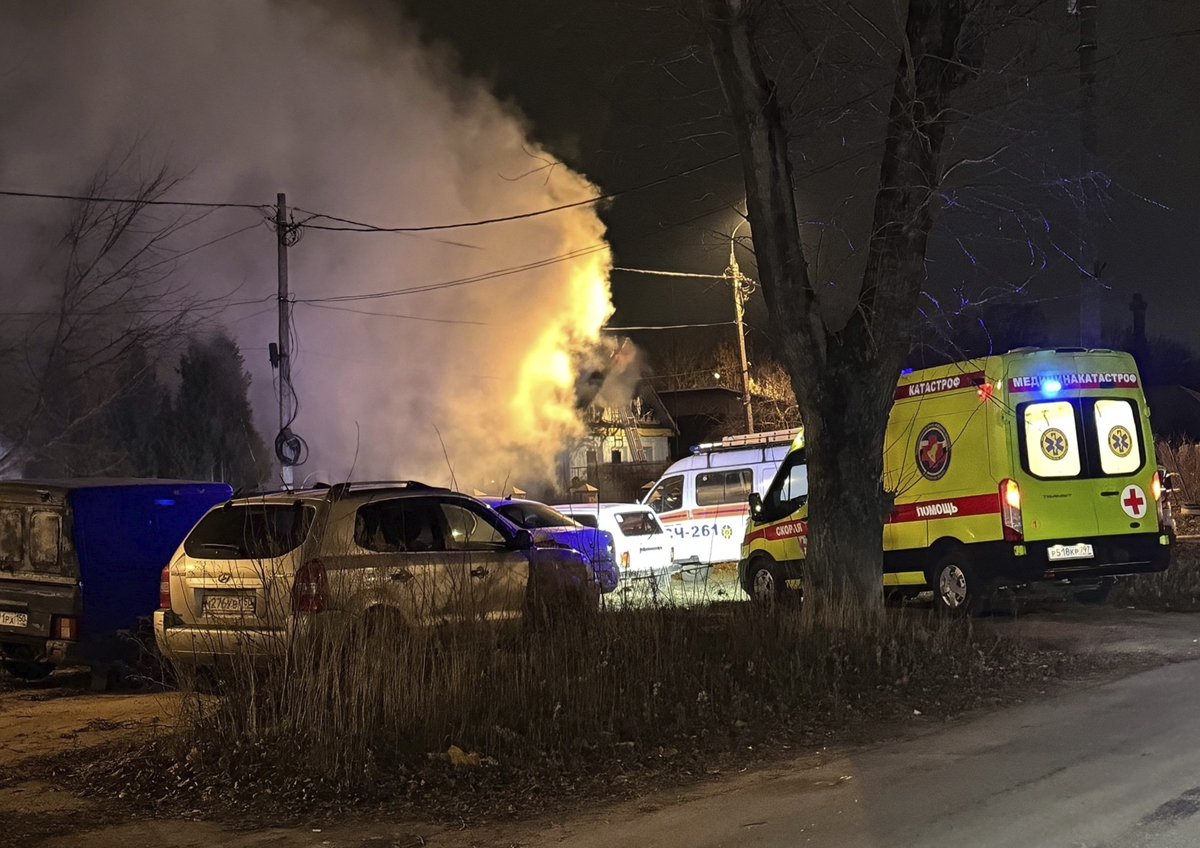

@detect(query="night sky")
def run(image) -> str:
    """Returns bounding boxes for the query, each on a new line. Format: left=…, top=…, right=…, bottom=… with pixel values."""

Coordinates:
left=397, top=0, right=1200, bottom=365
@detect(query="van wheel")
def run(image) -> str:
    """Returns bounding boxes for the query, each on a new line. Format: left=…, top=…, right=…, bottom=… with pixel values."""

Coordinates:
left=931, top=549, right=991, bottom=616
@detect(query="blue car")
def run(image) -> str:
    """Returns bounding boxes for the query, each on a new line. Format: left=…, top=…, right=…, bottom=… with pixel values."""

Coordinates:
left=482, top=497, right=619, bottom=594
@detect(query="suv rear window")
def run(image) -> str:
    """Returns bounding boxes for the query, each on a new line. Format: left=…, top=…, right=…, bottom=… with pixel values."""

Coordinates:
left=493, top=502, right=577, bottom=529
left=184, top=503, right=315, bottom=559
left=614, top=511, right=661, bottom=536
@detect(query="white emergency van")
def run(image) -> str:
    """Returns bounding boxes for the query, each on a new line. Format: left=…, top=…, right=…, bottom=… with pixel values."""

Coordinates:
left=641, top=429, right=804, bottom=577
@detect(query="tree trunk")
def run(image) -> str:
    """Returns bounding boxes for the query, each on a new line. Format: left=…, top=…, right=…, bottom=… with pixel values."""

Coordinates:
left=702, top=0, right=976, bottom=613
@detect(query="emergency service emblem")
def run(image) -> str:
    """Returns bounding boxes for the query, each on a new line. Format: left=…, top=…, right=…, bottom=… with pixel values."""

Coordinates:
left=1120, top=484, right=1148, bottom=519
left=915, top=422, right=951, bottom=480
left=1041, top=428, right=1069, bottom=461
left=1108, top=425, right=1133, bottom=458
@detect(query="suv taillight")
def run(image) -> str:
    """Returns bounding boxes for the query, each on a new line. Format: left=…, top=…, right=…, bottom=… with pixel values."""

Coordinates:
left=292, top=558, right=328, bottom=613
left=51, top=615, right=79, bottom=641
left=1000, top=479, right=1023, bottom=542
left=159, top=565, right=172, bottom=609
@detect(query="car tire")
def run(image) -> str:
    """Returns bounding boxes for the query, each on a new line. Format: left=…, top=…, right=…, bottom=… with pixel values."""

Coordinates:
left=2, top=660, right=53, bottom=681
left=1074, top=577, right=1114, bottom=605
left=930, top=547, right=991, bottom=616
left=746, top=556, right=790, bottom=606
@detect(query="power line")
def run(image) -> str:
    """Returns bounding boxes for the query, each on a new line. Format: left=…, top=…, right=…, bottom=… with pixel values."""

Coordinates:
left=298, top=244, right=610, bottom=303
left=0, top=151, right=736, bottom=237
left=603, top=321, right=737, bottom=331
left=0, top=188, right=269, bottom=212
left=301, top=302, right=488, bottom=325
left=291, top=152, right=738, bottom=233
left=612, top=266, right=727, bottom=280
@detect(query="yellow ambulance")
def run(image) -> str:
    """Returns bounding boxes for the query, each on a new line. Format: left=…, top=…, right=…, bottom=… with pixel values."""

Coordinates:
left=740, top=348, right=1174, bottom=613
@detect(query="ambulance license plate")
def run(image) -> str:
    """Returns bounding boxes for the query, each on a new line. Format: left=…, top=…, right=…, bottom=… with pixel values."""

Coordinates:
left=0, top=610, right=27, bottom=628
left=1047, top=543, right=1094, bottom=562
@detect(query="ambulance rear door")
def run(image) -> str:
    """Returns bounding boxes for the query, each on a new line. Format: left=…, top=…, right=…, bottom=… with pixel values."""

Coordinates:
left=1012, top=375, right=1150, bottom=545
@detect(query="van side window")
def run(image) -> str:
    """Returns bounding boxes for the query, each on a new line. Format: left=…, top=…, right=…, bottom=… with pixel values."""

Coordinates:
left=440, top=502, right=508, bottom=551
left=645, top=476, right=684, bottom=513
left=29, top=512, right=61, bottom=568
left=1094, top=399, right=1141, bottom=476
left=1023, top=401, right=1082, bottom=479
left=695, top=469, right=753, bottom=506
left=0, top=508, right=22, bottom=565
left=355, top=499, right=441, bottom=552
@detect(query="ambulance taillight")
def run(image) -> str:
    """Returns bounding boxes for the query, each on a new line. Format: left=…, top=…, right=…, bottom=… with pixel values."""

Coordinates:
left=1152, top=470, right=1171, bottom=531
left=1000, top=479, right=1023, bottom=542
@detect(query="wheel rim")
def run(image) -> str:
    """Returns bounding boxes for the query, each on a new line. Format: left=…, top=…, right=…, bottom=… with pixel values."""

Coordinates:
left=752, top=567, right=775, bottom=602
left=938, top=564, right=968, bottom=608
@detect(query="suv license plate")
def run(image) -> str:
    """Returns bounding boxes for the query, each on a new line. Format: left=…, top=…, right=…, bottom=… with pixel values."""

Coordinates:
left=0, top=611, right=28, bottom=628
left=202, top=593, right=256, bottom=615
left=1047, top=543, right=1094, bottom=562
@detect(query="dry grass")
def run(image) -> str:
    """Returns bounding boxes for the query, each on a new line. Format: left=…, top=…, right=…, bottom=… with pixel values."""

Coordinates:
left=1156, top=440, right=1200, bottom=507
left=161, top=602, right=1057, bottom=801
left=1112, top=540, right=1200, bottom=611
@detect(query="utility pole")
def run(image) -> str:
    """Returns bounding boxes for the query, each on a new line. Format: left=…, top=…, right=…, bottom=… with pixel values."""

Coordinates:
left=727, top=232, right=755, bottom=434
left=271, top=193, right=304, bottom=486
left=274, top=191, right=291, bottom=484
left=1076, top=0, right=1101, bottom=347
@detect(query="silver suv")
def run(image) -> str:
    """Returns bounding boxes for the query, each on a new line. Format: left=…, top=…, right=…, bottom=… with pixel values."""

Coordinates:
left=154, top=482, right=594, bottom=667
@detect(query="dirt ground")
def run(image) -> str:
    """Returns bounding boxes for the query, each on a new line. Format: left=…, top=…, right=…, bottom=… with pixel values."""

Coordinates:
left=2, top=602, right=1199, bottom=847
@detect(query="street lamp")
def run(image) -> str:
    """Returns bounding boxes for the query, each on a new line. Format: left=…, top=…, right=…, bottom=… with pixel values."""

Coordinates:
left=727, top=216, right=755, bottom=434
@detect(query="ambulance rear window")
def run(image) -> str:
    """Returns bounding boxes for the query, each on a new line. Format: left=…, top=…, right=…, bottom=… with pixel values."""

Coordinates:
left=1023, top=401, right=1082, bottom=478
left=1094, top=399, right=1141, bottom=475
left=695, top=469, right=753, bottom=506
left=1018, top=398, right=1145, bottom=480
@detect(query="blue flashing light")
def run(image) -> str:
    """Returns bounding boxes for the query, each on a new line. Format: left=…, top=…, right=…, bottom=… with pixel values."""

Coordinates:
left=154, top=498, right=176, bottom=506
left=1042, top=379, right=1062, bottom=394
left=900, top=368, right=914, bottom=375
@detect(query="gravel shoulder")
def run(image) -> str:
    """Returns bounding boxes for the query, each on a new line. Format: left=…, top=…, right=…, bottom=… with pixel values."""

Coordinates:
left=3, top=603, right=1199, bottom=848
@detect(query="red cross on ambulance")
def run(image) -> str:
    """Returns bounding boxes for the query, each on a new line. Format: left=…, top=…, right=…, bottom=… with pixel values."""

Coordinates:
left=1120, top=484, right=1147, bottom=519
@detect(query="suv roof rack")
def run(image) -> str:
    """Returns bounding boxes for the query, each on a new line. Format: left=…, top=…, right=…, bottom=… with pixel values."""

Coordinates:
left=327, top=480, right=443, bottom=500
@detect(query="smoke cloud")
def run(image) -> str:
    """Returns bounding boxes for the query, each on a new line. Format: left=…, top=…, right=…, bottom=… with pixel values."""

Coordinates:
left=0, top=0, right=613, bottom=490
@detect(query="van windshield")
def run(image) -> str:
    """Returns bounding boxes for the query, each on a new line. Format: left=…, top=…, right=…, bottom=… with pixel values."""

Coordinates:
left=184, top=503, right=315, bottom=560
left=1019, top=398, right=1144, bottom=479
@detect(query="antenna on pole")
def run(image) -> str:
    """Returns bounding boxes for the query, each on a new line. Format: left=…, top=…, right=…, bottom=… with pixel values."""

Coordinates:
left=271, top=192, right=306, bottom=487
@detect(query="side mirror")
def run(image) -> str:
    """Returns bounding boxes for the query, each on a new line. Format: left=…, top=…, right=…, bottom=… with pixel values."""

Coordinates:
left=510, top=528, right=534, bottom=550
left=748, top=491, right=763, bottom=520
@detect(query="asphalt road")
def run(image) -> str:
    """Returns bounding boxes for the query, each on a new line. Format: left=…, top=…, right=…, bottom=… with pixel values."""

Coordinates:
left=521, top=657, right=1200, bottom=848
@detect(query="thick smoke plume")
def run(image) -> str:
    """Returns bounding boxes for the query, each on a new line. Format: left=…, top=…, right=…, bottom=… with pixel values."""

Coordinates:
left=0, top=0, right=612, bottom=489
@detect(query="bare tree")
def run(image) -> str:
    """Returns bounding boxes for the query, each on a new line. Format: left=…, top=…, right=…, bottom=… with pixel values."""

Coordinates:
left=0, top=157, right=219, bottom=476
left=700, top=0, right=1044, bottom=610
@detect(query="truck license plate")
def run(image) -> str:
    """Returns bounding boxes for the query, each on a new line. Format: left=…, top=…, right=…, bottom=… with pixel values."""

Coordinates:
left=202, top=593, right=256, bottom=615
left=1047, top=543, right=1094, bottom=562
left=0, top=610, right=28, bottom=628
